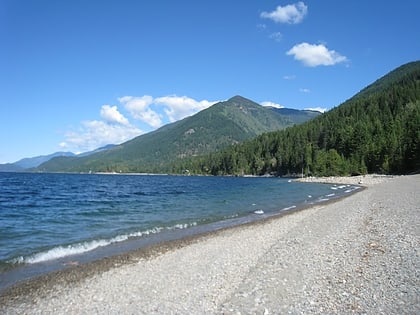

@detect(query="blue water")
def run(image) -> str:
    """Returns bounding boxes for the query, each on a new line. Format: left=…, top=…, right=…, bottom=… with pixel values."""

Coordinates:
left=0, top=173, right=359, bottom=278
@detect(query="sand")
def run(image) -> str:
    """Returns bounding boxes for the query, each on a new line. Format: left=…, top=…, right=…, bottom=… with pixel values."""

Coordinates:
left=1, top=174, right=419, bottom=314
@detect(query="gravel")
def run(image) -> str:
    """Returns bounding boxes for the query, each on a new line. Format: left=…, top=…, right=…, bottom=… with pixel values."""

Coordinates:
left=1, top=175, right=419, bottom=314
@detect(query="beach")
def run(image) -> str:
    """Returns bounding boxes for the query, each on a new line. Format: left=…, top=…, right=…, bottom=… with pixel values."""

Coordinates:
left=1, top=174, right=419, bottom=314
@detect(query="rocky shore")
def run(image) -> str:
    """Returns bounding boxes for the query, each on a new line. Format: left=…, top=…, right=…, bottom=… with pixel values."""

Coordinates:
left=1, top=175, right=419, bottom=314
left=293, top=173, right=395, bottom=186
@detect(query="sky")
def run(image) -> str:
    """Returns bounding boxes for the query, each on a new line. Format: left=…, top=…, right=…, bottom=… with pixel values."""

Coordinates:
left=1, top=0, right=419, bottom=163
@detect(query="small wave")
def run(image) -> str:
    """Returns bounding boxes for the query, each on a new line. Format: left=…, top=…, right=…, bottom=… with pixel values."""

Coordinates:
left=254, top=210, right=264, bottom=215
left=331, top=185, right=347, bottom=190
left=12, top=222, right=198, bottom=265
left=326, top=193, right=335, bottom=197
left=282, top=205, right=296, bottom=211
left=317, top=198, right=329, bottom=202
left=15, top=238, right=121, bottom=264
left=224, top=213, right=239, bottom=219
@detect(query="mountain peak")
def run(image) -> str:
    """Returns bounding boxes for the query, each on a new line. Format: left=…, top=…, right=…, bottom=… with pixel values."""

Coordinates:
left=228, top=95, right=253, bottom=103
left=37, top=95, right=319, bottom=173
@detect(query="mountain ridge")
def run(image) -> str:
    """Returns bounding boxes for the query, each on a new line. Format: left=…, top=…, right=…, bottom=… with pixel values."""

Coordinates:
left=37, top=96, right=320, bottom=173
left=179, top=61, right=420, bottom=176
left=0, top=145, right=117, bottom=172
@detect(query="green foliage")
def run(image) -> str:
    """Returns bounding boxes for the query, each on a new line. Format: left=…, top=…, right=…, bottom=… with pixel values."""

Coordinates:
left=177, top=61, right=420, bottom=176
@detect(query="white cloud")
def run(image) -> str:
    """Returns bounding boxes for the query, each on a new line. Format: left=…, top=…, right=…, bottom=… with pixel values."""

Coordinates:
left=118, top=95, right=162, bottom=128
left=261, top=2, right=308, bottom=24
left=287, top=42, right=348, bottom=67
left=269, top=32, right=283, bottom=42
left=305, top=107, right=327, bottom=113
left=299, top=88, right=310, bottom=93
left=60, top=94, right=219, bottom=154
left=154, top=95, right=217, bottom=122
left=61, top=120, right=142, bottom=153
left=100, top=105, right=129, bottom=125
left=261, top=101, right=285, bottom=109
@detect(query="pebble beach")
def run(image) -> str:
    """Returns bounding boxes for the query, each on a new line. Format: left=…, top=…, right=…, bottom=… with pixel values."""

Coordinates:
left=1, top=174, right=419, bottom=314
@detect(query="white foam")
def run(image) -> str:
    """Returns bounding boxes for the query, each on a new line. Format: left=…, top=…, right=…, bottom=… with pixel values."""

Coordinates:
left=331, top=185, right=347, bottom=190
left=282, top=205, right=296, bottom=211
left=254, top=210, right=264, bottom=215
left=317, top=198, right=329, bottom=202
left=326, top=193, right=335, bottom=197
left=14, top=222, right=198, bottom=264
left=21, top=238, right=123, bottom=264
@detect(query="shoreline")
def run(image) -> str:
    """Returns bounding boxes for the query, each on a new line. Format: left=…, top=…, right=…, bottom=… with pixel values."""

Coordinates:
left=0, top=183, right=361, bottom=296
left=0, top=178, right=359, bottom=291
left=1, top=174, right=418, bottom=313
left=293, top=173, right=396, bottom=186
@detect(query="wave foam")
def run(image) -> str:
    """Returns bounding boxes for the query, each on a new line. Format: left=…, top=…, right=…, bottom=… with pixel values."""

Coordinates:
left=13, top=222, right=198, bottom=265
left=282, top=205, right=296, bottom=211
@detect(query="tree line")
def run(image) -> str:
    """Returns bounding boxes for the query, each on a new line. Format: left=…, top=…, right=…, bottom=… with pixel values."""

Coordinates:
left=171, top=63, right=420, bottom=176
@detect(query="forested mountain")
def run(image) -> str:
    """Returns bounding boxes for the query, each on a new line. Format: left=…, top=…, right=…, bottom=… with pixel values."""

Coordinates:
left=175, top=61, right=420, bottom=176
left=38, top=96, right=319, bottom=173
left=0, top=152, right=75, bottom=172
left=14, top=152, right=76, bottom=169
left=270, top=108, right=320, bottom=125
left=0, top=145, right=119, bottom=172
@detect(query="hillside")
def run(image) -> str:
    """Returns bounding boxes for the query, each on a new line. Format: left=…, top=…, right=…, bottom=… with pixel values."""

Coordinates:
left=177, top=61, right=420, bottom=176
left=0, top=146, right=120, bottom=172
left=38, top=96, right=319, bottom=173
left=0, top=152, right=75, bottom=172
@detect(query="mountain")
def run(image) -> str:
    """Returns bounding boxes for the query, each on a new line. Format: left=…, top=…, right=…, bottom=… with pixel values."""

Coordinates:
left=270, top=108, right=321, bottom=125
left=37, top=96, right=320, bottom=173
left=77, top=144, right=117, bottom=157
left=0, top=151, right=75, bottom=172
left=0, top=163, right=25, bottom=172
left=179, top=61, right=420, bottom=176
left=14, top=152, right=76, bottom=169
left=0, top=145, right=117, bottom=172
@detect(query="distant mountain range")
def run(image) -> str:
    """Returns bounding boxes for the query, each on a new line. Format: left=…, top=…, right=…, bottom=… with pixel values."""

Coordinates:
left=14, top=152, right=76, bottom=169
left=0, top=145, right=117, bottom=172
left=35, top=96, right=320, bottom=173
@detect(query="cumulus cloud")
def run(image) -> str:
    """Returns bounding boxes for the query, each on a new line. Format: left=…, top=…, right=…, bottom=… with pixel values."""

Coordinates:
left=305, top=107, right=327, bottom=113
left=286, top=42, right=348, bottom=67
left=60, top=119, right=142, bottom=153
left=119, top=95, right=162, bottom=128
left=261, top=101, right=285, bottom=109
left=154, top=95, right=217, bottom=122
left=100, top=105, right=129, bottom=125
left=60, top=94, right=219, bottom=154
left=261, top=2, right=308, bottom=24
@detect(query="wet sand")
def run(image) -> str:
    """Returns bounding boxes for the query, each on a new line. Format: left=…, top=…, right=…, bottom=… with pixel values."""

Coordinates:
left=1, top=174, right=419, bottom=314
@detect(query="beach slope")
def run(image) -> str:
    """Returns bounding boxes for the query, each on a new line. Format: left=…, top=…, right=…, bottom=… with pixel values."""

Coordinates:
left=1, top=175, right=419, bottom=314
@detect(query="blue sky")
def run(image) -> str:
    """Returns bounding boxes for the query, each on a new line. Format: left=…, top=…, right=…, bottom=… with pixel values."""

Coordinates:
left=1, top=0, right=419, bottom=163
